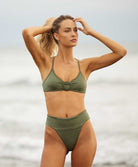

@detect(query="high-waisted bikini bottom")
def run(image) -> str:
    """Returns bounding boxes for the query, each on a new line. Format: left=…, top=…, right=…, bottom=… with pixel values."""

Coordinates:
left=46, top=109, right=90, bottom=153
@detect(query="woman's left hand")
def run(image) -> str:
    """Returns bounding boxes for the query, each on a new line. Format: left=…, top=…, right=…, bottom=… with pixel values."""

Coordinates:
left=73, top=17, right=92, bottom=35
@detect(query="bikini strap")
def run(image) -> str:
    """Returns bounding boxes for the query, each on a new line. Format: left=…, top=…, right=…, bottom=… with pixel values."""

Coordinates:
left=75, top=58, right=80, bottom=71
left=52, top=56, right=55, bottom=69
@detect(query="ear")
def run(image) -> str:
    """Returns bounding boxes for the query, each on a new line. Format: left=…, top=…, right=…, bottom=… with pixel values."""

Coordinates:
left=53, top=32, right=59, bottom=42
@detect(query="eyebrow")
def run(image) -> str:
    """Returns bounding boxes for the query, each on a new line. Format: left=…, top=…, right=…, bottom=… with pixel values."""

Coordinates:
left=64, top=27, right=77, bottom=30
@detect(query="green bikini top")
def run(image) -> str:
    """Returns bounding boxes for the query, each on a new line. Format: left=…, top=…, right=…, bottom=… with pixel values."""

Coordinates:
left=42, top=56, right=87, bottom=93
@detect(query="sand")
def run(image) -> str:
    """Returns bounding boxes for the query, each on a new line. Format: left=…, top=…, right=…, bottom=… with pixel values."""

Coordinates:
left=0, top=158, right=134, bottom=167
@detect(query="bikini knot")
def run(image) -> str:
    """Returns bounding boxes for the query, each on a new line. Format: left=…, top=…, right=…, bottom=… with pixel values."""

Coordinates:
left=63, top=82, right=71, bottom=91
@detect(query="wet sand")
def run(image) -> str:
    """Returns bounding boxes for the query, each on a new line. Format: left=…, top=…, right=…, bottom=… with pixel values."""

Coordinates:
left=0, top=158, right=134, bottom=167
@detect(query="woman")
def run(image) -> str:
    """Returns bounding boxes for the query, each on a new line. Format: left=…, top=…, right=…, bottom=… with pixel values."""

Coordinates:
left=22, top=15, right=127, bottom=167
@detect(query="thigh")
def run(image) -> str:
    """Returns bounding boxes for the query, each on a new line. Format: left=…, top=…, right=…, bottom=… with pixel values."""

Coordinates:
left=71, top=120, right=97, bottom=167
left=40, top=126, right=67, bottom=167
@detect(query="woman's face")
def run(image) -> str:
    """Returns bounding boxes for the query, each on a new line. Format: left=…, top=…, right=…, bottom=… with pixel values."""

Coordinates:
left=54, top=19, right=78, bottom=47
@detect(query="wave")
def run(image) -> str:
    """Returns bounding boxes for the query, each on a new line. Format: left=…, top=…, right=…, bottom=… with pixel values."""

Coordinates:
left=94, top=161, right=138, bottom=166
left=0, top=134, right=138, bottom=167
left=0, top=78, right=138, bottom=87
left=88, top=78, right=138, bottom=85
left=0, top=156, right=138, bottom=167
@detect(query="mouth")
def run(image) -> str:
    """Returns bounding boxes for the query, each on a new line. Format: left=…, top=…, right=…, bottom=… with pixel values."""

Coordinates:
left=71, top=39, right=77, bottom=42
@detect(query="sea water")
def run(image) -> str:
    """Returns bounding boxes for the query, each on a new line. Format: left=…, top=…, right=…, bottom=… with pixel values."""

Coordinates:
left=0, top=42, right=138, bottom=166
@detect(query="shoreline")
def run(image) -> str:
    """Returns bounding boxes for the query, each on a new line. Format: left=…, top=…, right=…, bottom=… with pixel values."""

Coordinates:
left=0, top=158, right=135, bottom=167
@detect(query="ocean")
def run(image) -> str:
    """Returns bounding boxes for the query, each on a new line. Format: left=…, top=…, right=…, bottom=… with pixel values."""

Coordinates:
left=0, top=42, right=138, bottom=167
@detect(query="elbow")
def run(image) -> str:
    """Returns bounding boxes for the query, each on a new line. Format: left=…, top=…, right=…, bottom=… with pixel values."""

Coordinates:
left=121, top=48, right=127, bottom=57
left=22, top=28, right=30, bottom=38
left=22, top=29, right=27, bottom=38
left=116, top=48, right=127, bottom=57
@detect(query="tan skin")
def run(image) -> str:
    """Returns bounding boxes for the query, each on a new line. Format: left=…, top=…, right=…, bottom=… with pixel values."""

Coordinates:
left=22, top=17, right=127, bottom=167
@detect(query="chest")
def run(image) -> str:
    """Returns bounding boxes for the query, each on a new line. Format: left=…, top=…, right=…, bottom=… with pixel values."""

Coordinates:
left=54, top=63, right=80, bottom=82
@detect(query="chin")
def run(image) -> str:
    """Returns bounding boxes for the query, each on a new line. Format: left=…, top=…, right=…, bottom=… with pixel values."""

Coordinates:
left=69, top=42, right=78, bottom=47
left=72, top=44, right=77, bottom=47
left=63, top=41, right=78, bottom=48
left=68, top=44, right=77, bottom=48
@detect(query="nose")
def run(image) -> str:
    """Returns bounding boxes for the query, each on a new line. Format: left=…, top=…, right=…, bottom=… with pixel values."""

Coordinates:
left=71, top=30, right=77, bottom=36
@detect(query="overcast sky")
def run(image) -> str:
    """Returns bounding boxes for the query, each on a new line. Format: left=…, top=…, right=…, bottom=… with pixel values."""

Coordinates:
left=0, top=0, right=138, bottom=47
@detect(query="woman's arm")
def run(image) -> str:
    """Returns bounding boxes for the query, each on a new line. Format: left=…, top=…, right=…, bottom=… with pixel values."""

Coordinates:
left=22, top=17, right=56, bottom=69
left=22, top=26, right=50, bottom=68
left=74, top=17, right=127, bottom=75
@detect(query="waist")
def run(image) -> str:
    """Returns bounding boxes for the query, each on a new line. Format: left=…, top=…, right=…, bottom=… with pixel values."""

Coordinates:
left=46, top=109, right=90, bottom=129
left=47, top=107, right=86, bottom=118
left=44, top=91, right=85, bottom=116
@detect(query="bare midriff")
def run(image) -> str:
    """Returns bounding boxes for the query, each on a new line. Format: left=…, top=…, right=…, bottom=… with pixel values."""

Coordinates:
left=44, top=91, right=86, bottom=118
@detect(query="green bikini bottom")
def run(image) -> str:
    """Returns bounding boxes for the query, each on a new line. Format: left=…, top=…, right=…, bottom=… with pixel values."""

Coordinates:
left=46, top=109, right=90, bottom=153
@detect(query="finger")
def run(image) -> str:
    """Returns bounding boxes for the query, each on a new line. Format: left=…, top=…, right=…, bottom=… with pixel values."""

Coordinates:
left=74, top=17, right=82, bottom=20
left=74, top=17, right=84, bottom=21
left=74, top=18, right=85, bottom=26
left=78, top=27, right=83, bottom=32
left=73, top=17, right=82, bottom=22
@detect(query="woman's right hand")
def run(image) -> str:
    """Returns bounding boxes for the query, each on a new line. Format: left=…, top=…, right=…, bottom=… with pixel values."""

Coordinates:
left=43, top=17, right=57, bottom=31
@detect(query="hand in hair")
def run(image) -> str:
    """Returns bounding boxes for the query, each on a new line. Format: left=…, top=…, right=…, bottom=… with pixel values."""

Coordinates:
left=74, top=17, right=92, bottom=35
left=43, top=17, right=57, bottom=31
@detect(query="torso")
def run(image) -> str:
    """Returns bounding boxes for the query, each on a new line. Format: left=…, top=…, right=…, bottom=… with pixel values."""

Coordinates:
left=39, top=56, right=90, bottom=118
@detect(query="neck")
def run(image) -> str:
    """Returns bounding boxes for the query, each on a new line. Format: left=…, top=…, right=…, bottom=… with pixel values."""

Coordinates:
left=56, top=45, right=75, bottom=63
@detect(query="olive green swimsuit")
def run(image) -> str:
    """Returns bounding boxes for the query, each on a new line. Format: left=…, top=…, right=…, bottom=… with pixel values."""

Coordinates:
left=42, top=56, right=90, bottom=153
left=42, top=56, right=87, bottom=93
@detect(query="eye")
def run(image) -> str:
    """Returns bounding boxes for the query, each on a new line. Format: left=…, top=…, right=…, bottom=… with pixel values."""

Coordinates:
left=74, top=28, right=78, bottom=32
left=65, top=30, right=70, bottom=32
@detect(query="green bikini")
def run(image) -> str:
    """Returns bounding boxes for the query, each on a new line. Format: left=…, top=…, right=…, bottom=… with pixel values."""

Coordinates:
left=42, top=56, right=86, bottom=93
left=46, top=110, right=90, bottom=153
left=42, top=56, right=90, bottom=152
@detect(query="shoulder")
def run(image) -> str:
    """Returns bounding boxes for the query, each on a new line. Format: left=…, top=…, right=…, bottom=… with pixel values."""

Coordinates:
left=76, top=57, right=96, bottom=80
left=77, top=57, right=94, bottom=70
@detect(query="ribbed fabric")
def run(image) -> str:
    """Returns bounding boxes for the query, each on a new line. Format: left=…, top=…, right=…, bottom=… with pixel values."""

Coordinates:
left=42, top=56, right=87, bottom=93
left=46, top=110, right=90, bottom=152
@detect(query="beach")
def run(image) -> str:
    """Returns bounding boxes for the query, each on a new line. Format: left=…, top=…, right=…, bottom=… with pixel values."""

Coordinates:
left=0, top=159, right=133, bottom=167
left=0, top=43, right=138, bottom=167
left=0, top=158, right=135, bottom=167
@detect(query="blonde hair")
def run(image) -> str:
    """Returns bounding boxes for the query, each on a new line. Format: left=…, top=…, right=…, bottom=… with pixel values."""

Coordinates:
left=36, top=22, right=57, bottom=57
left=36, top=15, right=74, bottom=57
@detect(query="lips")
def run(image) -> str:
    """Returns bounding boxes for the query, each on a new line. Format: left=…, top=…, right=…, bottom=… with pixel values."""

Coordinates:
left=71, top=39, right=77, bottom=42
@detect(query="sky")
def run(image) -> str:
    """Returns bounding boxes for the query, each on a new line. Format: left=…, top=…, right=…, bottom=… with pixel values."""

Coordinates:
left=0, top=0, right=138, bottom=47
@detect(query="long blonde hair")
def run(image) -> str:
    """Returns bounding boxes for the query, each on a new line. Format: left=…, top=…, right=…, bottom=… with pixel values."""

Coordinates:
left=36, top=15, right=74, bottom=57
